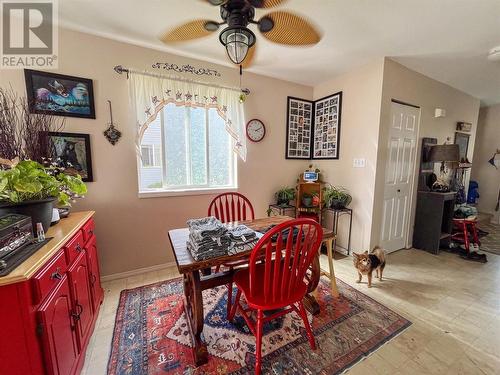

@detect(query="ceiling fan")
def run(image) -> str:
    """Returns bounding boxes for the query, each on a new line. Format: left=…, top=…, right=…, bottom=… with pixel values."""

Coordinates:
left=160, top=0, right=322, bottom=67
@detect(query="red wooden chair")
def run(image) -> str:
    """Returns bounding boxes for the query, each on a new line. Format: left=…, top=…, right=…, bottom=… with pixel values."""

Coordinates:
left=208, top=192, right=255, bottom=315
left=228, top=218, right=322, bottom=375
left=208, top=192, right=255, bottom=223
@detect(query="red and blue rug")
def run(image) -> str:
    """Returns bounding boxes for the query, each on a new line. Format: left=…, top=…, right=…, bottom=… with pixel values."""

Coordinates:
left=107, top=277, right=411, bottom=374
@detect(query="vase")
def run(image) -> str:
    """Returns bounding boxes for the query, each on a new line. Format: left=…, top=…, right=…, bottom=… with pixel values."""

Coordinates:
left=0, top=198, right=56, bottom=235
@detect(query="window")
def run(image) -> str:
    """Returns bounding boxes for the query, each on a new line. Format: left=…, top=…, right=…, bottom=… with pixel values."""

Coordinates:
left=140, top=145, right=161, bottom=167
left=138, top=103, right=237, bottom=194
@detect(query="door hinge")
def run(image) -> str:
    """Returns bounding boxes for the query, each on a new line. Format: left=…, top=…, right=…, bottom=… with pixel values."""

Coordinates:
left=36, top=323, right=44, bottom=337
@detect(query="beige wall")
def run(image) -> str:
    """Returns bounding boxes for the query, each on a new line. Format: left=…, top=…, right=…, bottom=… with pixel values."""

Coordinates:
left=313, top=59, right=385, bottom=252
left=371, top=58, right=481, bottom=247
left=471, top=104, right=500, bottom=215
left=0, top=29, right=313, bottom=276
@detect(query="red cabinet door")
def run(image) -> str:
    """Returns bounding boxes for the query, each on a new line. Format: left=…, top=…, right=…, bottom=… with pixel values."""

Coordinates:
left=86, top=236, right=104, bottom=312
left=68, top=251, right=94, bottom=350
left=37, top=275, right=79, bottom=375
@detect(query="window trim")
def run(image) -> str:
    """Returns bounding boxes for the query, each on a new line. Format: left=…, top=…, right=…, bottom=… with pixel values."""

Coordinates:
left=137, top=104, right=238, bottom=197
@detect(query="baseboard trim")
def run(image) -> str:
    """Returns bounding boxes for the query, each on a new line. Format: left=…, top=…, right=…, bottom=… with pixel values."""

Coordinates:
left=101, top=262, right=177, bottom=282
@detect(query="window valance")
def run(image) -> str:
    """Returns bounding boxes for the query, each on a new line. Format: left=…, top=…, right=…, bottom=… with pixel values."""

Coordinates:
left=128, top=71, right=247, bottom=161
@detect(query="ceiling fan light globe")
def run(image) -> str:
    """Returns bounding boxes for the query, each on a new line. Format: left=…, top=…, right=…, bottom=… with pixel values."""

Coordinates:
left=220, top=27, right=256, bottom=64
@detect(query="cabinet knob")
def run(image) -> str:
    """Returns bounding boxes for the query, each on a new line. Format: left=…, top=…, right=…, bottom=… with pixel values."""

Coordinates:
left=50, top=268, right=62, bottom=280
left=75, top=243, right=82, bottom=252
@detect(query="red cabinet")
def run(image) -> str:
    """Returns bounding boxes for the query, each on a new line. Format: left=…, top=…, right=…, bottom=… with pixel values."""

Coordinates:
left=0, top=213, right=102, bottom=375
left=68, top=251, right=94, bottom=350
left=37, top=275, right=79, bottom=375
left=86, top=236, right=104, bottom=312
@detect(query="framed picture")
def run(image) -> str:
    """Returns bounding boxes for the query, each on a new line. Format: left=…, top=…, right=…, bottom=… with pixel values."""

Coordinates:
left=48, top=132, right=94, bottom=182
left=24, top=69, right=96, bottom=119
left=454, top=132, right=470, bottom=162
left=285, top=92, right=343, bottom=160
left=456, top=122, right=472, bottom=132
left=286, top=97, right=314, bottom=159
left=312, top=91, right=342, bottom=159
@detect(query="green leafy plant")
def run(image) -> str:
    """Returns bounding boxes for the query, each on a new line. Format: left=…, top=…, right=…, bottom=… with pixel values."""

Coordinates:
left=323, top=185, right=352, bottom=209
left=275, top=187, right=295, bottom=206
left=0, top=160, right=87, bottom=206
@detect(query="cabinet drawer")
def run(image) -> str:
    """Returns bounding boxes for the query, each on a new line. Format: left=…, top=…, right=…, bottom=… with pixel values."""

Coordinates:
left=32, top=250, right=68, bottom=304
left=82, top=219, right=95, bottom=244
left=64, top=230, right=85, bottom=266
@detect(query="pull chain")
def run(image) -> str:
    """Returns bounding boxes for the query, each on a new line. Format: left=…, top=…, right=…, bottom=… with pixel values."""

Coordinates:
left=239, top=65, right=246, bottom=103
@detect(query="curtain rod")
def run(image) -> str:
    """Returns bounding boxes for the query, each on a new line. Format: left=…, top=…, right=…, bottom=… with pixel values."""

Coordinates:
left=113, top=65, right=250, bottom=95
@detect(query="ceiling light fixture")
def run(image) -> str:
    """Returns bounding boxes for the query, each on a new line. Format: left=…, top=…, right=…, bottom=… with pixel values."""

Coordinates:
left=219, top=26, right=256, bottom=65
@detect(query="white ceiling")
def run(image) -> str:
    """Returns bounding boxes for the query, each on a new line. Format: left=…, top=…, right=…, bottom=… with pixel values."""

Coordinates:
left=59, top=0, right=500, bottom=106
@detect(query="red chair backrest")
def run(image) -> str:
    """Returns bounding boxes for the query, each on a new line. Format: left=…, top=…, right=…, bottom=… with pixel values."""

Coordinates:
left=248, top=218, right=323, bottom=304
left=208, top=192, right=255, bottom=223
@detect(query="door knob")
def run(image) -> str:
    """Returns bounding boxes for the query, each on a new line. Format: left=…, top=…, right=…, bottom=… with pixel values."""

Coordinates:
left=397, top=189, right=401, bottom=192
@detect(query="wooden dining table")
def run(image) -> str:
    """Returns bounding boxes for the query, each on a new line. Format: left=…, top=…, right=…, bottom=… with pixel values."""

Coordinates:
left=168, top=215, right=339, bottom=366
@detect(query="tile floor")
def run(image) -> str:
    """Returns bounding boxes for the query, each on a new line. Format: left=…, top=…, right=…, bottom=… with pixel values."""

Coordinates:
left=82, top=249, right=500, bottom=375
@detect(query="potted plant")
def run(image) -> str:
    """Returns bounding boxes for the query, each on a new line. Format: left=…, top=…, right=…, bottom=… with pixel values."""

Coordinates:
left=0, top=159, right=87, bottom=233
left=275, top=187, right=295, bottom=206
left=323, top=185, right=352, bottom=209
left=302, top=193, right=313, bottom=208
left=311, top=192, right=320, bottom=207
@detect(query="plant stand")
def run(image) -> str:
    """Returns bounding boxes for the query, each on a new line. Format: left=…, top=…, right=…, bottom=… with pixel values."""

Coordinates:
left=322, top=207, right=353, bottom=255
left=268, top=204, right=296, bottom=217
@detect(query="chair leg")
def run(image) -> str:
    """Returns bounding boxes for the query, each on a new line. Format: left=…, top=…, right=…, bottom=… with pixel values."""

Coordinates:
left=228, top=289, right=241, bottom=321
left=298, top=301, right=316, bottom=350
left=463, top=223, right=470, bottom=253
left=255, top=310, right=264, bottom=375
left=226, top=282, right=233, bottom=319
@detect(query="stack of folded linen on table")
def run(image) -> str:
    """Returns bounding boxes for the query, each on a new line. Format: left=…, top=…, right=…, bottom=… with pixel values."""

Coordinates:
left=186, top=217, right=260, bottom=261
left=187, top=217, right=229, bottom=261
left=227, top=225, right=260, bottom=255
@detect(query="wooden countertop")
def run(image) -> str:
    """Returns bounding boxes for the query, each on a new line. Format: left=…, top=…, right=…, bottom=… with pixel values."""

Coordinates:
left=0, top=211, right=95, bottom=286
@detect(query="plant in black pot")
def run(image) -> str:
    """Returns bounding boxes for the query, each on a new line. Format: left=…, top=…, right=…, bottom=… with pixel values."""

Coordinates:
left=323, top=185, right=352, bottom=209
left=302, top=193, right=313, bottom=208
left=275, top=187, right=295, bottom=206
left=0, top=159, right=87, bottom=234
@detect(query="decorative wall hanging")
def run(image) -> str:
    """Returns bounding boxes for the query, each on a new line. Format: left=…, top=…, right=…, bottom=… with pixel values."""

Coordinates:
left=286, top=97, right=314, bottom=159
left=488, top=149, right=500, bottom=169
left=454, top=132, right=470, bottom=162
left=48, top=132, right=94, bottom=182
left=456, top=122, right=472, bottom=132
left=152, top=62, right=221, bottom=77
left=286, top=92, right=342, bottom=160
left=103, top=100, right=122, bottom=145
left=24, top=69, right=96, bottom=119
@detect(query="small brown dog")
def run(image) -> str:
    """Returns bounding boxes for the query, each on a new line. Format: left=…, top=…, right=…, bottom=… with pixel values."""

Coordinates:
left=353, top=246, right=386, bottom=287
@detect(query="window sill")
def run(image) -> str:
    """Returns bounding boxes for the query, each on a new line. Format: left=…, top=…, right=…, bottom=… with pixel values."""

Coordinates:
left=138, top=187, right=238, bottom=199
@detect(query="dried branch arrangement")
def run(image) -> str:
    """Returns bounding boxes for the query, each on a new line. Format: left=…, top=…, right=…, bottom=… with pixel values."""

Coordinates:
left=0, top=87, right=64, bottom=163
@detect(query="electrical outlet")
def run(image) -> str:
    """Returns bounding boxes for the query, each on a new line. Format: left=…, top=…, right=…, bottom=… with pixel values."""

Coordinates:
left=353, top=158, right=366, bottom=168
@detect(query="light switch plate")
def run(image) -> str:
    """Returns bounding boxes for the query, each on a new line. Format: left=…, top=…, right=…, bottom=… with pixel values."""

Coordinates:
left=353, top=158, right=366, bottom=168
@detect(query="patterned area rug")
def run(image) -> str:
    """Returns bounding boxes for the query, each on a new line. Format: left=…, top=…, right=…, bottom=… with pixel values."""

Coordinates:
left=478, top=222, right=500, bottom=255
left=107, top=277, right=411, bottom=375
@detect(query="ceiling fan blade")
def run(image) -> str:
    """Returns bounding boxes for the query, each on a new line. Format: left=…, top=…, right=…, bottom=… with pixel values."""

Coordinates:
left=241, top=44, right=257, bottom=68
left=160, top=19, right=218, bottom=43
left=203, top=0, right=228, bottom=5
left=248, top=0, right=288, bottom=8
left=259, top=11, right=321, bottom=45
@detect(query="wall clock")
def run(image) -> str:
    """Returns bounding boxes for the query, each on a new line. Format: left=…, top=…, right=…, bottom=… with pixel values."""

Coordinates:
left=246, top=119, right=266, bottom=142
